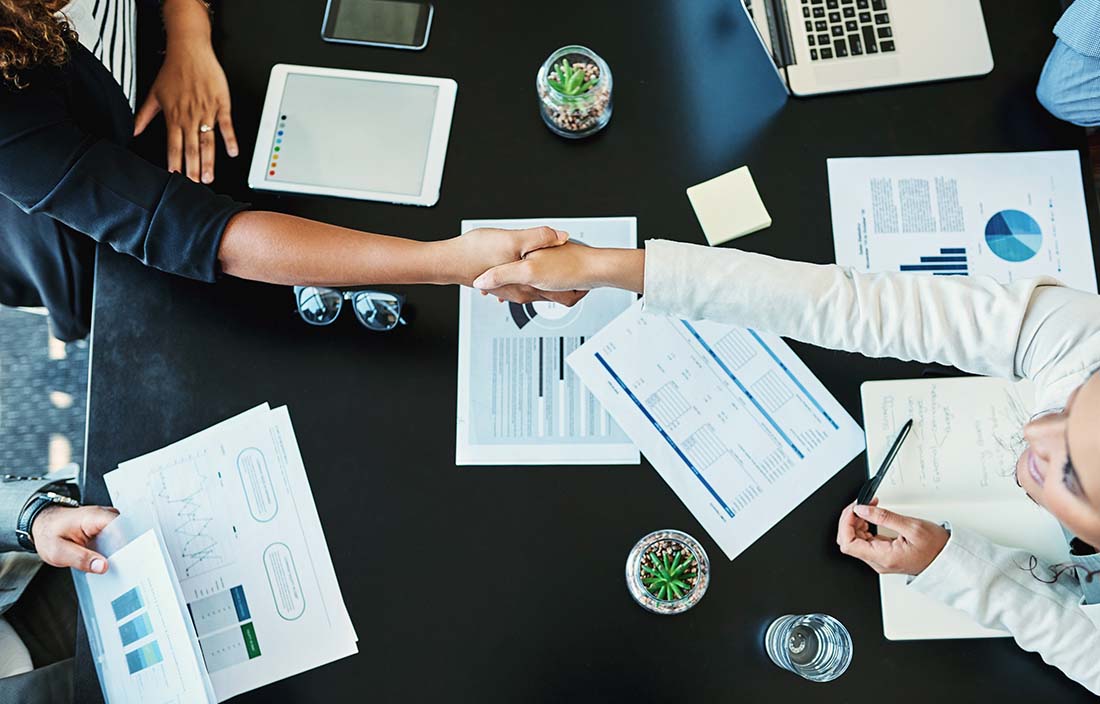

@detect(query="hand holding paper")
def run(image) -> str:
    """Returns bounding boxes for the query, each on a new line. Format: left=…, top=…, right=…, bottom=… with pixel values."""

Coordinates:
left=32, top=504, right=119, bottom=574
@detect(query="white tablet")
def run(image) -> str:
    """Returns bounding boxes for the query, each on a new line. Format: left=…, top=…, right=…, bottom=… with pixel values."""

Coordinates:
left=249, top=64, right=457, bottom=207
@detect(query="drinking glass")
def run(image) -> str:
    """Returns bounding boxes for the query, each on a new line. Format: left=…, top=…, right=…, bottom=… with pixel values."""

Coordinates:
left=765, top=613, right=852, bottom=682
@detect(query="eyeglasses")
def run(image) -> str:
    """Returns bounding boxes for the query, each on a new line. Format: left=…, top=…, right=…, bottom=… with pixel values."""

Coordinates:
left=294, top=286, right=407, bottom=331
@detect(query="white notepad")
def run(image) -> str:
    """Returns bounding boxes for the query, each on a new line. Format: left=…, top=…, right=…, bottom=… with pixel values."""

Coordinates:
left=861, top=377, right=1067, bottom=640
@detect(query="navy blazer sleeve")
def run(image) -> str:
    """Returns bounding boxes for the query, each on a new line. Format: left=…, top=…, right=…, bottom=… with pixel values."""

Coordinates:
left=0, top=69, right=247, bottom=283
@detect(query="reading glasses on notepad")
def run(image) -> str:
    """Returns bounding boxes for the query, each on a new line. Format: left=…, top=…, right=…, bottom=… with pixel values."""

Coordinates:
left=294, top=286, right=407, bottom=331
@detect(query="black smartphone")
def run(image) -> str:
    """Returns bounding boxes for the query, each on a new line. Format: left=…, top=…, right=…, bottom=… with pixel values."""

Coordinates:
left=321, top=0, right=433, bottom=51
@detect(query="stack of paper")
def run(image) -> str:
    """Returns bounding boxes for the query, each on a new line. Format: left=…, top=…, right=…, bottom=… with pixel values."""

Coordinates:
left=73, top=404, right=357, bottom=703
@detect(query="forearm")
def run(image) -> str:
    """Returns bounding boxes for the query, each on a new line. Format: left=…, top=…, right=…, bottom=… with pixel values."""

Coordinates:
left=217, top=211, right=456, bottom=287
left=162, top=0, right=213, bottom=53
left=589, top=248, right=645, bottom=293
left=641, top=239, right=1062, bottom=379
left=910, top=528, right=1100, bottom=694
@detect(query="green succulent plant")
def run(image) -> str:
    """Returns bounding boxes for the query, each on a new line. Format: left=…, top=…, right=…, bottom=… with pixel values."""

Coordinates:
left=641, top=549, right=695, bottom=601
left=548, top=59, right=598, bottom=96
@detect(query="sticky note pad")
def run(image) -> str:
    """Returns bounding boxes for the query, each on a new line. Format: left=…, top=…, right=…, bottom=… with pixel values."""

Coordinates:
left=686, top=166, right=772, bottom=246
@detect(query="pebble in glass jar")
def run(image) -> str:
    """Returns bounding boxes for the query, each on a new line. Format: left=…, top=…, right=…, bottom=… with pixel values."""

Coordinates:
left=625, top=529, right=710, bottom=615
left=537, top=45, right=613, bottom=139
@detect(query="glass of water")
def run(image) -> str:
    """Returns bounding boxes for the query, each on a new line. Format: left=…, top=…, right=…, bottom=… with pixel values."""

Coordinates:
left=765, top=614, right=853, bottom=682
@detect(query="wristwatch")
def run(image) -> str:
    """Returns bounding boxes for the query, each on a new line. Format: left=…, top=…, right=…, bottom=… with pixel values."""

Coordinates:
left=16, top=484, right=81, bottom=552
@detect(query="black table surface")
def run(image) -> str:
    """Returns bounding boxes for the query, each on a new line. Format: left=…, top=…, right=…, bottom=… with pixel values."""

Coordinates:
left=80, top=1, right=1100, bottom=702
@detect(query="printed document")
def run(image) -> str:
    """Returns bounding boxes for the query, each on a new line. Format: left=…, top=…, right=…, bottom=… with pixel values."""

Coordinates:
left=568, top=302, right=865, bottom=559
left=100, top=405, right=357, bottom=701
left=828, top=151, right=1097, bottom=293
left=73, top=520, right=215, bottom=704
left=456, top=217, right=639, bottom=465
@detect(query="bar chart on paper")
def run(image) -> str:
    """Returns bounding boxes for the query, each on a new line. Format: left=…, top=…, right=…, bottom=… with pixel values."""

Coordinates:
left=899, top=247, right=969, bottom=275
left=568, top=303, right=865, bottom=559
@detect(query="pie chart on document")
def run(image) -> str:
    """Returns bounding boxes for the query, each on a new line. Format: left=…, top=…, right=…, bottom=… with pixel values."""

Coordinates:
left=984, top=209, right=1042, bottom=263
left=508, top=299, right=585, bottom=330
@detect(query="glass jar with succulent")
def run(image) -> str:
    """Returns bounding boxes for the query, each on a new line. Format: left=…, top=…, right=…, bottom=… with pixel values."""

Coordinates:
left=536, top=45, right=613, bottom=139
left=625, top=529, right=710, bottom=615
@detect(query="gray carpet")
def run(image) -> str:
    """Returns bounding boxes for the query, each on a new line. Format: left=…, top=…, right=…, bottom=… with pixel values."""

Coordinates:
left=0, top=308, right=88, bottom=477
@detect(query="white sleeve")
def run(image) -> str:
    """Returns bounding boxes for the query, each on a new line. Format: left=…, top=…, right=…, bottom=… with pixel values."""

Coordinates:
left=909, top=528, right=1100, bottom=695
left=641, top=239, right=1100, bottom=388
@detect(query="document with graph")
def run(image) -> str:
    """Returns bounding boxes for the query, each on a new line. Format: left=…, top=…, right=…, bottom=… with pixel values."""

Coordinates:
left=72, top=517, right=216, bottom=704
left=456, top=217, right=639, bottom=465
left=102, top=404, right=357, bottom=701
left=828, top=151, right=1097, bottom=293
left=568, top=302, right=865, bottom=560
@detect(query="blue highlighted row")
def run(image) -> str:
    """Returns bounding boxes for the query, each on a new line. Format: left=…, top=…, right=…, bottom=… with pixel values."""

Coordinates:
left=595, top=352, right=735, bottom=518
left=111, top=587, right=144, bottom=622
left=118, top=612, right=153, bottom=647
left=125, top=640, right=163, bottom=674
left=682, top=322, right=805, bottom=459
left=231, top=585, right=251, bottom=621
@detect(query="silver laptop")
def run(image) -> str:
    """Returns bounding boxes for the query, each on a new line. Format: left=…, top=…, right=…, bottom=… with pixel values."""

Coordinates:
left=743, top=0, right=994, bottom=96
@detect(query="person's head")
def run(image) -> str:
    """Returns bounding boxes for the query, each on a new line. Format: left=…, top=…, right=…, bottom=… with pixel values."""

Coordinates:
left=0, top=0, right=73, bottom=88
left=1017, top=371, right=1100, bottom=547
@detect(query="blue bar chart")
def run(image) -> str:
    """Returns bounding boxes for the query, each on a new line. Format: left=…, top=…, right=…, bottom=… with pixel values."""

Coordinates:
left=899, top=247, right=968, bottom=276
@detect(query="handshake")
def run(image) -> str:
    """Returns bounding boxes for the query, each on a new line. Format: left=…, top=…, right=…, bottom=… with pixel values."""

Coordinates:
left=451, top=226, right=645, bottom=305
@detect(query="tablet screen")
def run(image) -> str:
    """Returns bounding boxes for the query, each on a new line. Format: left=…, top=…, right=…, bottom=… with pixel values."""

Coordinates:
left=331, top=0, right=425, bottom=45
left=263, top=73, right=439, bottom=196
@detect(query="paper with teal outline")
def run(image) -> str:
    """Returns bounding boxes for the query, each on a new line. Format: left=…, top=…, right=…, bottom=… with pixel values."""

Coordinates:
left=104, top=405, right=357, bottom=701
left=456, top=217, right=640, bottom=465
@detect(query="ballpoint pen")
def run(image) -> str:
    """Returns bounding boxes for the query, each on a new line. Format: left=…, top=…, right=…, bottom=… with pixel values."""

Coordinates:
left=856, top=418, right=913, bottom=506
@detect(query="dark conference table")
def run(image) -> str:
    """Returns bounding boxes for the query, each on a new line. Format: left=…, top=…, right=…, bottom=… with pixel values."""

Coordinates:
left=79, top=1, right=1100, bottom=702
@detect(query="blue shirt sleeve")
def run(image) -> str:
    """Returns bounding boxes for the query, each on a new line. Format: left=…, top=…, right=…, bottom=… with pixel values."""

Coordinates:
left=1055, top=0, right=1100, bottom=59
left=0, top=67, right=247, bottom=283
left=1036, top=39, right=1100, bottom=127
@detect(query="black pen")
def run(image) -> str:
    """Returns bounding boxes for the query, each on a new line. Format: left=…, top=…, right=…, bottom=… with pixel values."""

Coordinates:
left=856, top=418, right=913, bottom=506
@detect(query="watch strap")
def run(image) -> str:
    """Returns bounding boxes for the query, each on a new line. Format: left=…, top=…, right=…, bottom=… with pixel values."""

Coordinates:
left=16, top=484, right=81, bottom=552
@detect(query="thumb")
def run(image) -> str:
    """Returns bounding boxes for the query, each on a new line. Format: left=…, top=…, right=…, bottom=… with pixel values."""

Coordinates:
left=133, top=95, right=161, bottom=136
left=51, top=540, right=108, bottom=574
left=516, top=227, right=568, bottom=257
left=473, top=260, right=530, bottom=290
left=853, top=504, right=913, bottom=536
left=79, top=506, right=120, bottom=539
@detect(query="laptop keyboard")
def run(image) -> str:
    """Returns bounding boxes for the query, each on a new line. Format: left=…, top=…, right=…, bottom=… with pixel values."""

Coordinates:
left=800, top=0, right=895, bottom=61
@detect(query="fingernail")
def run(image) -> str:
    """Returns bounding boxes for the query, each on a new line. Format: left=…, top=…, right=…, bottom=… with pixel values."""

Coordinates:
left=557, top=230, right=568, bottom=241
left=472, top=276, right=487, bottom=289
left=90, top=558, right=106, bottom=573
left=228, top=147, right=239, bottom=157
left=203, top=173, right=212, bottom=184
left=853, top=505, right=869, bottom=517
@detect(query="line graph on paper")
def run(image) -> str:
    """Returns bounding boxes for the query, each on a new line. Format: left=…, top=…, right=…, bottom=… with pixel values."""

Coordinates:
left=149, top=452, right=235, bottom=580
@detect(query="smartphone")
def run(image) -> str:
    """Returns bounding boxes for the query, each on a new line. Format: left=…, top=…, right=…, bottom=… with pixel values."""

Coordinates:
left=321, top=0, right=433, bottom=51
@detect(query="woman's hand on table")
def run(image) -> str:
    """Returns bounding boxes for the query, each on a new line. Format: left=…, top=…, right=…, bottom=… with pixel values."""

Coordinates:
left=133, top=0, right=237, bottom=185
left=836, top=499, right=949, bottom=575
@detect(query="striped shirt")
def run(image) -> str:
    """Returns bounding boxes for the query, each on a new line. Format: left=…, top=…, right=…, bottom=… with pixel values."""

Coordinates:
left=59, top=0, right=137, bottom=108
left=1055, top=0, right=1100, bottom=59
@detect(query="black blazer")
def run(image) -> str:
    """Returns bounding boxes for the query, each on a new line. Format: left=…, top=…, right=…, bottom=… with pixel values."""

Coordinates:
left=0, top=40, right=245, bottom=341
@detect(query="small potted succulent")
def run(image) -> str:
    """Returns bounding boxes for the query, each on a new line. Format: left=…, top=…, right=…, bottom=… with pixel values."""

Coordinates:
left=536, top=45, right=613, bottom=138
left=625, top=529, right=710, bottom=615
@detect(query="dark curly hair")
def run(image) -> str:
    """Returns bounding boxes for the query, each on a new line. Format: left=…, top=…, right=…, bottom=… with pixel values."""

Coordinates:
left=0, top=0, right=76, bottom=88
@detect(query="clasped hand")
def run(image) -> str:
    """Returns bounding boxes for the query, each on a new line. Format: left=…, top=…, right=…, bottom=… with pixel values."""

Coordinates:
left=455, top=227, right=588, bottom=306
